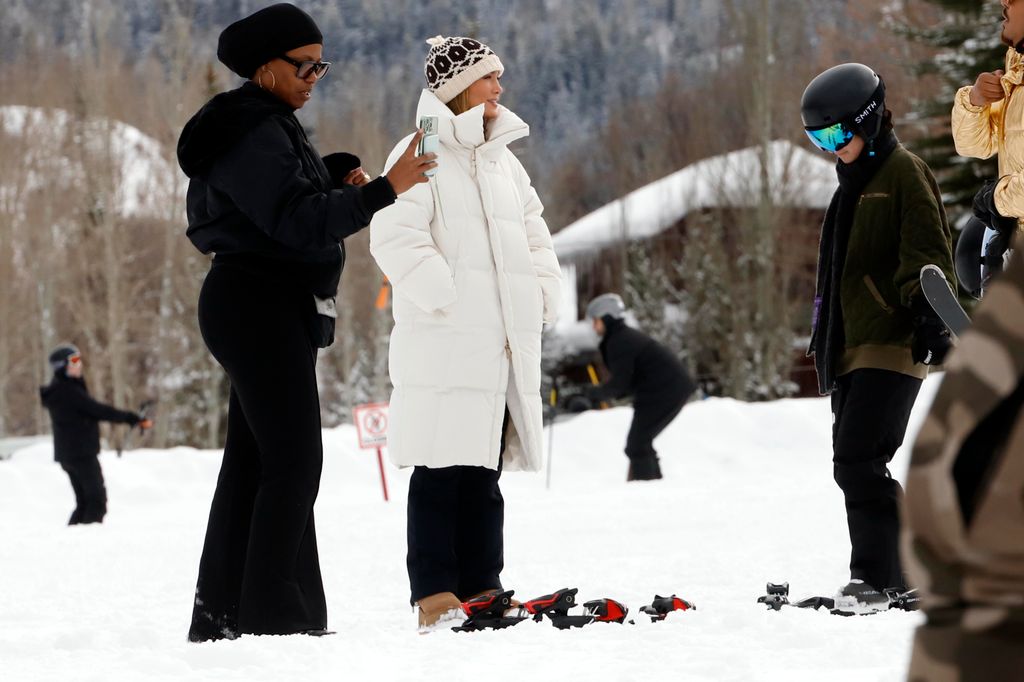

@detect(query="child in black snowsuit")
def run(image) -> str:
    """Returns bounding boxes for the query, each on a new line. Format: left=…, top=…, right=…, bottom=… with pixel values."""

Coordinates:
left=39, top=345, right=148, bottom=524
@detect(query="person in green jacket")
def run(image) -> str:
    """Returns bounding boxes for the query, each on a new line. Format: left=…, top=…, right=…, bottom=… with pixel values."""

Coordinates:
left=800, top=63, right=955, bottom=614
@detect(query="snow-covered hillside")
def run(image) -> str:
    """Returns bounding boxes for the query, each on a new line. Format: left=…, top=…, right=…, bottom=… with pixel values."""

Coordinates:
left=0, top=377, right=942, bottom=682
left=0, top=105, right=183, bottom=219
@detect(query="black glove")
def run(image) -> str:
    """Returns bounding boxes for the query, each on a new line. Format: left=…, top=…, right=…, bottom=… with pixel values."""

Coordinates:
left=322, top=152, right=362, bottom=189
left=972, top=180, right=1018, bottom=233
left=910, top=297, right=953, bottom=365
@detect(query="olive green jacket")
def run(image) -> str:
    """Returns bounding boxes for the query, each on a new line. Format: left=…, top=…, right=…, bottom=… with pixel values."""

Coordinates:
left=838, top=145, right=955, bottom=379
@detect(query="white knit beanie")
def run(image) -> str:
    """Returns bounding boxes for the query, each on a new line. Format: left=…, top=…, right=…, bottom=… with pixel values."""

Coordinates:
left=424, top=35, right=504, bottom=104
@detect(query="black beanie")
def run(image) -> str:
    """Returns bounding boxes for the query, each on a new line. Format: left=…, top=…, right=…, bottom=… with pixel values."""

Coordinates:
left=217, top=3, right=323, bottom=79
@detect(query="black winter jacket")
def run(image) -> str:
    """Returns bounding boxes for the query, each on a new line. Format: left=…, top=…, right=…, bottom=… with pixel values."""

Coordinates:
left=39, top=374, right=139, bottom=462
left=592, top=318, right=695, bottom=408
left=177, top=82, right=396, bottom=299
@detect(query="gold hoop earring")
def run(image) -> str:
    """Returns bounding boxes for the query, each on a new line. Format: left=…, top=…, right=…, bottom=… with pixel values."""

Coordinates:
left=258, top=68, right=276, bottom=91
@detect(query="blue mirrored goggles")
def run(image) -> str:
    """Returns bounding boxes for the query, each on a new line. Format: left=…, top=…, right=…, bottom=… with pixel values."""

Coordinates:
left=805, top=122, right=855, bottom=153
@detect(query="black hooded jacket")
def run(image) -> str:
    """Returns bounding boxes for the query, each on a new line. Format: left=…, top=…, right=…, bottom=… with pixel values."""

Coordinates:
left=39, top=374, right=139, bottom=463
left=591, top=317, right=696, bottom=408
left=177, top=82, right=396, bottom=298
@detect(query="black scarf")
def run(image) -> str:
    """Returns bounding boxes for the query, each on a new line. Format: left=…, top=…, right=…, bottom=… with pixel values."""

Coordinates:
left=809, top=129, right=899, bottom=395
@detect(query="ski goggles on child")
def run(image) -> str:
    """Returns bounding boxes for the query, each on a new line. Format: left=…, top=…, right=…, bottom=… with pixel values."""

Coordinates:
left=805, top=121, right=855, bottom=153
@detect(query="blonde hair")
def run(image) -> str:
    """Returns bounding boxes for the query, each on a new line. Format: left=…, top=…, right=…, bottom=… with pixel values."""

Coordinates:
left=446, top=88, right=472, bottom=116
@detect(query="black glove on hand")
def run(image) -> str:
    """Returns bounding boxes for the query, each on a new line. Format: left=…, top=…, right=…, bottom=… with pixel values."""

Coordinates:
left=972, top=180, right=1019, bottom=233
left=910, top=297, right=953, bottom=365
left=322, top=152, right=362, bottom=189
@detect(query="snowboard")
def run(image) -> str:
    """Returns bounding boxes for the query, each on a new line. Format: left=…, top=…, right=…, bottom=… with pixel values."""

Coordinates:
left=453, top=587, right=694, bottom=632
left=920, top=264, right=971, bottom=338
left=756, top=582, right=919, bottom=616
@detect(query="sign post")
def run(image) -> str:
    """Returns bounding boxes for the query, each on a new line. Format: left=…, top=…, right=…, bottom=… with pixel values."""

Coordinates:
left=353, top=402, right=390, bottom=502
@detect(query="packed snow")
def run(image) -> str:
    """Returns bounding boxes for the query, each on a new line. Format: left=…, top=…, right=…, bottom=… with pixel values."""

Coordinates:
left=1, top=376, right=943, bottom=682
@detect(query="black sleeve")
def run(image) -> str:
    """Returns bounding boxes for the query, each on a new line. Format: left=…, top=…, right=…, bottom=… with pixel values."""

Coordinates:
left=591, top=336, right=640, bottom=402
left=322, top=152, right=361, bottom=188
left=207, top=117, right=396, bottom=251
left=67, top=388, right=139, bottom=425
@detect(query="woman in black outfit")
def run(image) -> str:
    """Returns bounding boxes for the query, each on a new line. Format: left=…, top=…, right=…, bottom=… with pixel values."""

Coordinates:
left=177, top=3, right=434, bottom=641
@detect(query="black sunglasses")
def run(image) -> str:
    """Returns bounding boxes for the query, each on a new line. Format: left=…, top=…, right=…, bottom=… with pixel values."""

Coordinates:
left=278, top=54, right=332, bottom=80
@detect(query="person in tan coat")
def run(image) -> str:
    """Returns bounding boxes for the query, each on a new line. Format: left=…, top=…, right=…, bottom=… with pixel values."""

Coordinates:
left=904, top=245, right=1024, bottom=680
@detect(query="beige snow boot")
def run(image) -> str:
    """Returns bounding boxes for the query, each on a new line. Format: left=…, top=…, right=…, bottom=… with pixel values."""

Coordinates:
left=416, top=591, right=465, bottom=633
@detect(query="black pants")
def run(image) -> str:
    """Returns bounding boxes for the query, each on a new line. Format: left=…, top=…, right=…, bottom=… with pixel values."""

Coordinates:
left=625, top=396, right=687, bottom=462
left=188, top=262, right=326, bottom=641
left=832, top=368, right=922, bottom=591
left=60, top=457, right=107, bottom=524
left=407, top=413, right=508, bottom=604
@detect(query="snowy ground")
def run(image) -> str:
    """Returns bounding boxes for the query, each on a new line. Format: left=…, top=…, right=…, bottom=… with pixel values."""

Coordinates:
left=0, top=377, right=942, bottom=682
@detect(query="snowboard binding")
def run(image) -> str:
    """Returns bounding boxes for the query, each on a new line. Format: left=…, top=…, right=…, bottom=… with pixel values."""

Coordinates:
left=582, top=597, right=629, bottom=624
left=523, top=587, right=594, bottom=629
left=884, top=587, right=920, bottom=612
left=452, top=590, right=529, bottom=632
left=756, top=582, right=790, bottom=611
left=639, top=594, right=696, bottom=621
left=757, top=582, right=835, bottom=611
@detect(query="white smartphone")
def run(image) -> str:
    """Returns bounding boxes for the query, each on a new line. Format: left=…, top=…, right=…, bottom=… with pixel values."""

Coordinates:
left=417, top=115, right=439, bottom=177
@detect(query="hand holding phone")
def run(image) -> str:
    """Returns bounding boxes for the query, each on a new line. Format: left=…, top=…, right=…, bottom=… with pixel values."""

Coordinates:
left=417, top=116, right=439, bottom=177
left=385, top=130, right=437, bottom=195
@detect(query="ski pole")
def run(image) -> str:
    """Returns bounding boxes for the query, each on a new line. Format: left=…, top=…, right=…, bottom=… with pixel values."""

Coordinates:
left=545, top=384, right=557, bottom=490
left=375, top=446, right=390, bottom=502
left=118, top=399, right=154, bottom=458
left=586, top=364, right=608, bottom=409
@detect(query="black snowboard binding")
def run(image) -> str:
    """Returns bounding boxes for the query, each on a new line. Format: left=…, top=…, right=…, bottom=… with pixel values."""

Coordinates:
left=452, top=590, right=529, bottom=632
left=884, top=587, right=921, bottom=612
left=639, top=594, right=696, bottom=621
left=757, top=582, right=835, bottom=612
left=756, top=582, right=791, bottom=611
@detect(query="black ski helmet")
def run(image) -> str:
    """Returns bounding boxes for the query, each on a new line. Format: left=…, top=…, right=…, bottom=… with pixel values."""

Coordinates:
left=954, top=216, right=986, bottom=299
left=801, top=63, right=886, bottom=151
left=48, top=344, right=81, bottom=374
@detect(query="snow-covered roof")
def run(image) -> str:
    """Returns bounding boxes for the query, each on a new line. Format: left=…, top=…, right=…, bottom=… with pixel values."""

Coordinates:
left=0, top=105, right=184, bottom=219
left=552, top=139, right=837, bottom=260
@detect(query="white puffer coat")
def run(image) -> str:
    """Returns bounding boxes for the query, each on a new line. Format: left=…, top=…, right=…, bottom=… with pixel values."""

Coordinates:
left=370, top=90, right=561, bottom=472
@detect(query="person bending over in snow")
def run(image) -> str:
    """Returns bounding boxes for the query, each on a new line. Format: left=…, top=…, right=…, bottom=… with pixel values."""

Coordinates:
left=584, top=293, right=695, bottom=482
left=801, top=63, right=954, bottom=614
left=40, top=344, right=152, bottom=525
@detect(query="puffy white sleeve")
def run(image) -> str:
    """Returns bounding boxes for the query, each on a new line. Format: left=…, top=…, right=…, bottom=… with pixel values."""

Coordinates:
left=510, top=154, right=562, bottom=325
left=369, top=136, right=457, bottom=313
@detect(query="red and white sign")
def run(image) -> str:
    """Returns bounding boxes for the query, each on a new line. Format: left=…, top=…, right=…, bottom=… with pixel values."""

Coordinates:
left=354, top=402, right=389, bottom=449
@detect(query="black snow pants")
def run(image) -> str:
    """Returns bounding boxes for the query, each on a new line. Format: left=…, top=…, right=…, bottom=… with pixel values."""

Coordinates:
left=61, top=457, right=107, bottom=524
left=624, top=396, right=687, bottom=463
left=188, top=260, right=326, bottom=641
left=407, top=412, right=509, bottom=604
left=832, top=368, right=922, bottom=591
